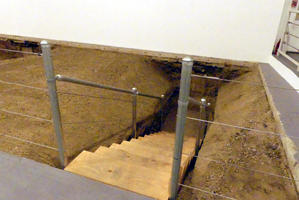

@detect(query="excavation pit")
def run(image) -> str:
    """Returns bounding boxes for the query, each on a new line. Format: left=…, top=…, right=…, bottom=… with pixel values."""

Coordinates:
left=0, top=42, right=297, bottom=199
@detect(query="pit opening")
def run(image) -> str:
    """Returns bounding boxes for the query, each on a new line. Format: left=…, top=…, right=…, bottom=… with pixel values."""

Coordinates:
left=0, top=41, right=296, bottom=199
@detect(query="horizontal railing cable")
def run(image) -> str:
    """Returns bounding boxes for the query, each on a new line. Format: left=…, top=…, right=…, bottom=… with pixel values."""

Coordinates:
left=288, top=21, right=299, bottom=26
left=191, top=74, right=299, bottom=91
left=179, top=183, right=237, bottom=200
left=186, top=117, right=299, bottom=140
left=288, top=33, right=299, bottom=39
left=0, top=47, right=42, bottom=56
left=63, top=119, right=123, bottom=125
left=182, top=153, right=298, bottom=182
left=0, top=109, right=52, bottom=123
left=283, top=42, right=299, bottom=52
left=0, top=79, right=48, bottom=91
left=0, top=133, right=57, bottom=151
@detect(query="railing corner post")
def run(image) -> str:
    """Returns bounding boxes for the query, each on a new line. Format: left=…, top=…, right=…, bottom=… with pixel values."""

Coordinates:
left=41, top=40, right=67, bottom=168
left=169, top=57, right=193, bottom=200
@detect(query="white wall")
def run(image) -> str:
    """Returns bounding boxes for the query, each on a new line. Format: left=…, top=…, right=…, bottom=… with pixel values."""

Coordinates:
left=1, top=0, right=285, bottom=62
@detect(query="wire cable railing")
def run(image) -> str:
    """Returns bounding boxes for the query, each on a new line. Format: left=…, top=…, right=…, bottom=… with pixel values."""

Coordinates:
left=283, top=42, right=299, bottom=52
left=182, top=153, right=297, bottom=182
left=169, top=57, right=299, bottom=199
left=186, top=117, right=299, bottom=140
left=0, top=132, right=57, bottom=151
left=191, top=74, right=299, bottom=91
left=288, top=32, right=299, bottom=39
left=179, top=183, right=237, bottom=200
left=0, top=109, right=52, bottom=123
left=0, top=79, right=48, bottom=91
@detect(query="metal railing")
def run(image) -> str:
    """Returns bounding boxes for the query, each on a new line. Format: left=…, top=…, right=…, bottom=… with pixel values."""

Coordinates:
left=278, top=8, right=299, bottom=71
left=169, top=57, right=299, bottom=199
left=41, top=41, right=164, bottom=168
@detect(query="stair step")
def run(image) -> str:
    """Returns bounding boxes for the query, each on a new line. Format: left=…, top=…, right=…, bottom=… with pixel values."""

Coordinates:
left=66, top=132, right=196, bottom=200
left=65, top=151, right=170, bottom=200
left=108, top=143, right=179, bottom=164
left=94, top=146, right=171, bottom=173
left=129, top=138, right=194, bottom=155
left=138, top=135, right=196, bottom=149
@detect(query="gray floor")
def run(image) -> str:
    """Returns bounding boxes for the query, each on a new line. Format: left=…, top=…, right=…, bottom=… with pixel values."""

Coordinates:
left=259, top=63, right=299, bottom=159
left=0, top=151, right=154, bottom=200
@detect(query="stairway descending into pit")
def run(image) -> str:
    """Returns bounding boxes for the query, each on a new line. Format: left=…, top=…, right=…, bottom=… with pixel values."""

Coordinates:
left=65, top=132, right=196, bottom=200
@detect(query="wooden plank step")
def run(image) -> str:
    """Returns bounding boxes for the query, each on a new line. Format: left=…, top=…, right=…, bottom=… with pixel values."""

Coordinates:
left=108, top=143, right=188, bottom=184
left=144, top=134, right=196, bottom=145
left=138, top=136, right=196, bottom=149
left=65, top=151, right=170, bottom=200
left=94, top=146, right=171, bottom=173
left=107, top=143, right=180, bottom=164
left=129, top=138, right=195, bottom=155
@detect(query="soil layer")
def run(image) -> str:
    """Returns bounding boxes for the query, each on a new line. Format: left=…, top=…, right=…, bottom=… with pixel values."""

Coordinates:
left=0, top=46, right=172, bottom=167
left=176, top=69, right=298, bottom=199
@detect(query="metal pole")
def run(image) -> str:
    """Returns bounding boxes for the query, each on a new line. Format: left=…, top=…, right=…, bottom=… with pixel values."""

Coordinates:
left=195, top=98, right=207, bottom=155
left=160, top=94, right=165, bottom=130
left=132, top=87, right=138, bottom=138
left=170, top=57, right=193, bottom=200
left=41, top=41, right=67, bottom=168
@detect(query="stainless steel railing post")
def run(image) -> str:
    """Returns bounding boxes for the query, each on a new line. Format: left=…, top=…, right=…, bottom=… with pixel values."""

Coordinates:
left=195, top=98, right=207, bottom=154
left=41, top=40, right=67, bottom=168
left=169, top=57, right=193, bottom=200
left=160, top=94, right=165, bottom=130
left=132, top=87, right=138, bottom=138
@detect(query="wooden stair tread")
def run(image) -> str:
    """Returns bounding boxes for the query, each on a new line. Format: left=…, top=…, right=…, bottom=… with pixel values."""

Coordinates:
left=137, top=136, right=196, bottom=149
left=94, top=146, right=171, bottom=173
left=144, top=134, right=196, bottom=144
left=65, top=151, right=169, bottom=200
left=129, top=139, right=195, bottom=155
left=108, top=143, right=181, bottom=164
left=65, top=132, right=196, bottom=200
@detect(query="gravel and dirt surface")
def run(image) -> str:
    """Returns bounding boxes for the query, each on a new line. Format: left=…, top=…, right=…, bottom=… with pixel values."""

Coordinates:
left=175, top=68, right=298, bottom=200
left=0, top=45, right=172, bottom=166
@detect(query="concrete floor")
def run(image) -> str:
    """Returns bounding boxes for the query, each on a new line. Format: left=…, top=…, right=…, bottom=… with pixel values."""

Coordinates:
left=259, top=63, right=299, bottom=190
left=0, top=151, right=154, bottom=200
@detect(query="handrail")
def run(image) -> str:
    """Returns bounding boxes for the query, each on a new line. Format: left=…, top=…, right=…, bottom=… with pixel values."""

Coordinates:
left=283, top=42, right=299, bottom=51
left=288, top=21, right=299, bottom=26
left=55, top=74, right=163, bottom=100
left=289, top=9, right=299, bottom=14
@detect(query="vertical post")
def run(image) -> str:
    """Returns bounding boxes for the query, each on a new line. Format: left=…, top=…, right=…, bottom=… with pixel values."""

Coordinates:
left=41, top=40, right=66, bottom=168
left=195, top=98, right=207, bottom=155
left=132, top=87, right=138, bottom=138
left=160, top=94, right=165, bottom=130
left=170, top=57, right=193, bottom=200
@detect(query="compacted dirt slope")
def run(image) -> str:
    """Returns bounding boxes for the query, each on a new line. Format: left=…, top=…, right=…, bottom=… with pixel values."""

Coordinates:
left=178, top=69, right=298, bottom=199
left=0, top=46, right=172, bottom=167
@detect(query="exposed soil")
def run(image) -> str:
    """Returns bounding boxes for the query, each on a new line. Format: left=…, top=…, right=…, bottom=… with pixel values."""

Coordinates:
left=175, top=68, right=298, bottom=199
left=0, top=45, right=172, bottom=167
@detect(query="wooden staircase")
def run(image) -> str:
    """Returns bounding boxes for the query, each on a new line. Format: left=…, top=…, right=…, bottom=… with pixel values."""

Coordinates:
left=65, top=132, right=196, bottom=200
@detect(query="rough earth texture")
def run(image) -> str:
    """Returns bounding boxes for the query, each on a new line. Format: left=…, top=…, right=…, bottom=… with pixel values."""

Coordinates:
left=0, top=46, right=172, bottom=167
left=178, top=68, right=298, bottom=200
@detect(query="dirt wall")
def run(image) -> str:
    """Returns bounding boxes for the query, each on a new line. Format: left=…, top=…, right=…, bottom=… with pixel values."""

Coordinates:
left=0, top=46, right=172, bottom=166
left=178, top=69, right=298, bottom=199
